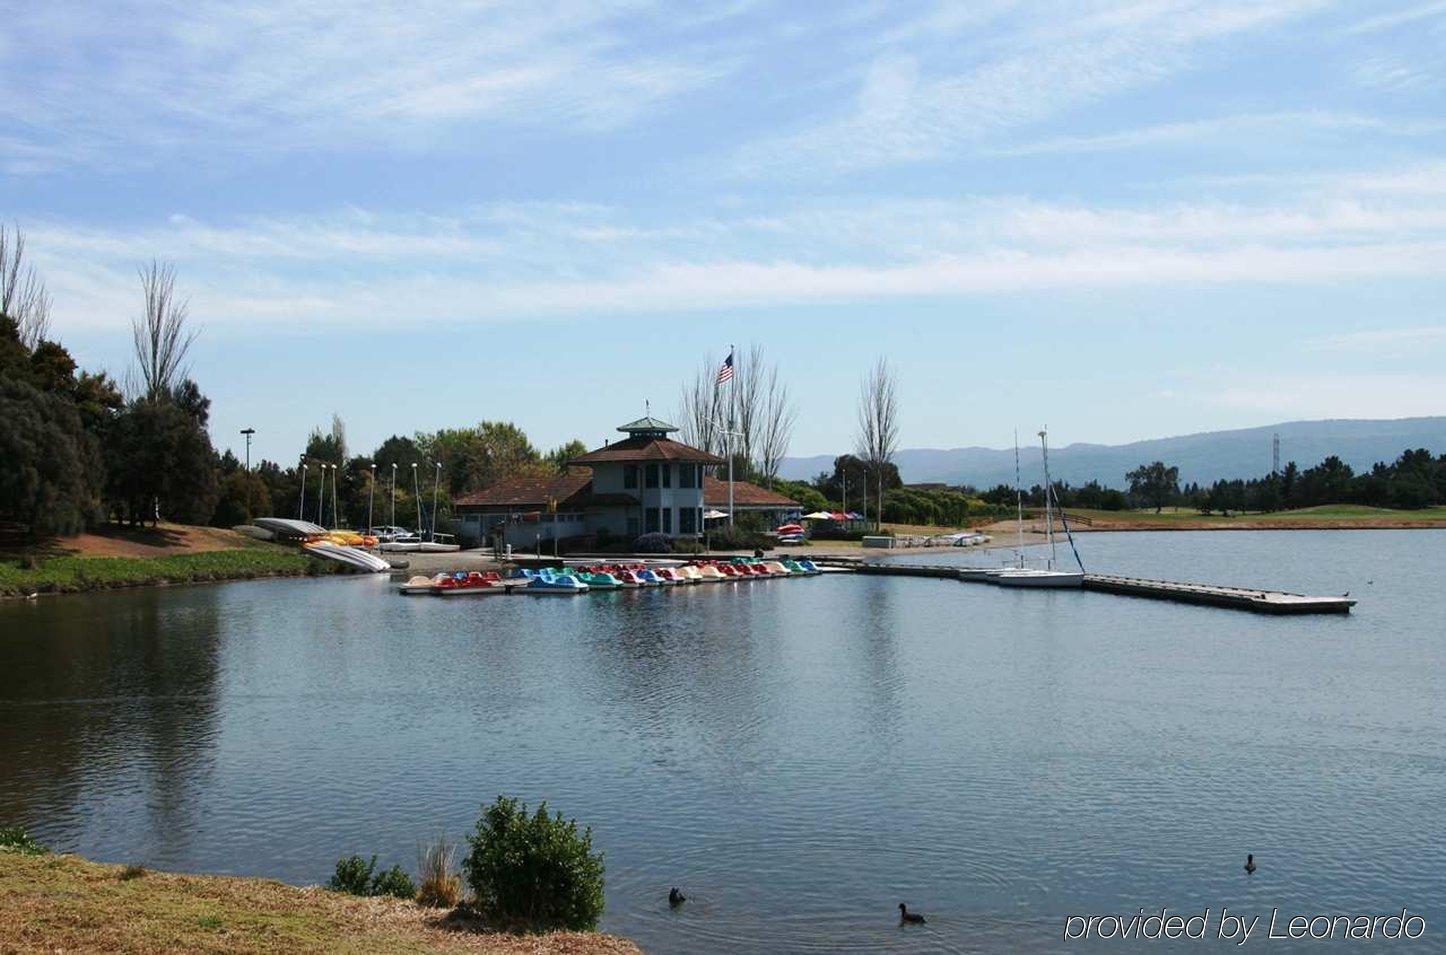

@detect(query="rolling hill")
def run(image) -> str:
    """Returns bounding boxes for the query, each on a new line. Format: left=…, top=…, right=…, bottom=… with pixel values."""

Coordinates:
left=778, top=417, right=1446, bottom=489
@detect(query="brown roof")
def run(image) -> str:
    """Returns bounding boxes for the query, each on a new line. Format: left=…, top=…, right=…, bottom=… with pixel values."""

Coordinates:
left=703, top=476, right=800, bottom=507
left=570, top=435, right=725, bottom=466
left=453, top=471, right=593, bottom=508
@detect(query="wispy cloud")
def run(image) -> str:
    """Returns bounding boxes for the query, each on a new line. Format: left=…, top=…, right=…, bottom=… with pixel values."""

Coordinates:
left=1313, top=326, right=1446, bottom=354
left=988, top=111, right=1446, bottom=156
left=1345, top=1, right=1446, bottom=34
left=1196, top=372, right=1446, bottom=418
left=27, top=165, right=1446, bottom=335
left=735, top=0, right=1330, bottom=175
left=0, top=1, right=744, bottom=173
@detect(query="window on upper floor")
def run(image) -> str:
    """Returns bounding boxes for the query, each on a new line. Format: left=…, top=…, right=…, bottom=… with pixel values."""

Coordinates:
left=679, top=464, right=695, bottom=488
left=623, top=465, right=638, bottom=489
left=662, top=463, right=671, bottom=488
left=645, top=464, right=659, bottom=488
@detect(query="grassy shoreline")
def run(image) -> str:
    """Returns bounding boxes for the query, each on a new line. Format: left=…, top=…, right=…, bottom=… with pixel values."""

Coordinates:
left=0, top=851, right=638, bottom=954
left=0, top=546, right=339, bottom=598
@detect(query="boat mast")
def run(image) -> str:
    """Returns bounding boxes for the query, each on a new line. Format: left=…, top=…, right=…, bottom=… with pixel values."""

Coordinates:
left=1039, top=428, right=1057, bottom=570
left=1013, top=430, right=1025, bottom=567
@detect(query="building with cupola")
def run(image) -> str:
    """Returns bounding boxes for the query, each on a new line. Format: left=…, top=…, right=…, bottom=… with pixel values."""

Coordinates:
left=451, top=416, right=800, bottom=549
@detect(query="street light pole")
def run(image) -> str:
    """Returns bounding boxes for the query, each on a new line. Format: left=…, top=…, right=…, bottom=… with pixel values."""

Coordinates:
left=317, top=464, right=327, bottom=528
left=411, top=463, right=422, bottom=533
left=390, top=463, right=397, bottom=529
left=431, top=462, right=441, bottom=542
left=240, top=428, right=255, bottom=471
left=298, top=463, right=307, bottom=520
left=331, top=464, right=339, bottom=529
left=367, top=463, right=376, bottom=532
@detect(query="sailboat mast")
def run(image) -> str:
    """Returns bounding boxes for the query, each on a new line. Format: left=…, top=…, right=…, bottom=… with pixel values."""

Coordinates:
left=1013, top=430, right=1025, bottom=565
left=1039, top=428, right=1057, bottom=570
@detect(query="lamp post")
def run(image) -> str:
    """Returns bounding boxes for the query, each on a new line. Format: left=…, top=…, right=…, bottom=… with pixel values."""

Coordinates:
left=331, top=463, right=340, bottom=529
left=317, top=464, right=327, bottom=528
left=431, top=462, right=442, bottom=542
left=411, top=463, right=422, bottom=534
left=298, top=462, right=307, bottom=520
left=709, top=417, right=743, bottom=528
left=240, top=428, right=255, bottom=471
left=367, top=463, right=376, bottom=532
left=390, top=463, right=397, bottom=530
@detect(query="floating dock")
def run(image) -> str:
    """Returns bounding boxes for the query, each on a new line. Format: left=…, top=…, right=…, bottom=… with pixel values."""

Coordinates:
left=816, top=559, right=1355, bottom=615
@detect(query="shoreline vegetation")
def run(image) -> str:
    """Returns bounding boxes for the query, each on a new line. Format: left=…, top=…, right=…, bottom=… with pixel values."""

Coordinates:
left=0, top=524, right=339, bottom=598
left=0, top=851, right=639, bottom=954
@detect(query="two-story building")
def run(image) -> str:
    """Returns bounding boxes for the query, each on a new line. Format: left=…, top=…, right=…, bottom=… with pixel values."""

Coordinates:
left=453, top=416, right=801, bottom=549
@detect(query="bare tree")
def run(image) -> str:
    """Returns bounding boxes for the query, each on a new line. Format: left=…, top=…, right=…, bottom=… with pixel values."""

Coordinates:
left=676, top=352, right=727, bottom=455
left=0, top=224, right=54, bottom=349
left=856, top=358, right=899, bottom=530
left=756, top=363, right=797, bottom=488
left=731, top=343, right=765, bottom=469
left=130, top=260, right=196, bottom=400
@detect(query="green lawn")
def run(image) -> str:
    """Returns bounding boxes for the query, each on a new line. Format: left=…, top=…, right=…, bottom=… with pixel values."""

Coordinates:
left=0, top=546, right=335, bottom=597
left=1061, top=505, right=1446, bottom=524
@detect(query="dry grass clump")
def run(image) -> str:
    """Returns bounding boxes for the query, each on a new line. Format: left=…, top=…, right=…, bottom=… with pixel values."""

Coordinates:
left=417, top=835, right=462, bottom=909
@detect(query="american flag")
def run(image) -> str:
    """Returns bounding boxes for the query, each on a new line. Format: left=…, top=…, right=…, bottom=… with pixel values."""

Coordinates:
left=715, top=349, right=734, bottom=385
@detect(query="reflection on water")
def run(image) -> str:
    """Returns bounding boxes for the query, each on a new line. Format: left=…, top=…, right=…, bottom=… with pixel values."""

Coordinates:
left=2, top=531, right=1444, bottom=953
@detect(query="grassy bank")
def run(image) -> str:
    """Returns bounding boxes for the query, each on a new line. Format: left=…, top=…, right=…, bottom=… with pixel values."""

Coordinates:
left=0, top=851, right=638, bottom=954
left=0, top=545, right=337, bottom=597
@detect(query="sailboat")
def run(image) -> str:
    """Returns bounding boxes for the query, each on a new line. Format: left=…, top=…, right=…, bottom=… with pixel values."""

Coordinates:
left=993, top=428, right=1085, bottom=588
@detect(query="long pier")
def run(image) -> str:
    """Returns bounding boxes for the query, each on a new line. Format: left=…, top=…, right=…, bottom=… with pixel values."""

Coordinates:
left=815, top=559, right=1355, bottom=615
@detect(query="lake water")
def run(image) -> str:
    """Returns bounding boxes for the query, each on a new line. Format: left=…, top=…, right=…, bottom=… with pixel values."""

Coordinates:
left=2, top=531, right=1443, bottom=952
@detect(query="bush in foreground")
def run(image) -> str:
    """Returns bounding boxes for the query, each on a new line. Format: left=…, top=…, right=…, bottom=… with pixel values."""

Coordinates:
left=0, top=826, right=46, bottom=855
left=328, top=854, right=415, bottom=899
left=463, top=796, right=604, bottom=931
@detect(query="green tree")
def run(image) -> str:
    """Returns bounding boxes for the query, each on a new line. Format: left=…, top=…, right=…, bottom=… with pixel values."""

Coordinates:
left=1125, top=461, right=1180, bottom=513
left=545, top=439, right=589, bottom=473
left=0, top=318, right=103, bottom=535
left=211, top=469, right=272, bottom=526
left=107, top=396, right=219, bottom=525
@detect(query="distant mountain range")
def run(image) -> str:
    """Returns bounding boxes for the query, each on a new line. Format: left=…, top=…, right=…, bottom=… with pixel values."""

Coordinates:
left=779, top=417, right=1446, bottom=489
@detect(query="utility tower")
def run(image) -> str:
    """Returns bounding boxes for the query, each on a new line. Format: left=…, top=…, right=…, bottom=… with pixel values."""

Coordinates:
left=1272, top=433, right=1280, bottom=476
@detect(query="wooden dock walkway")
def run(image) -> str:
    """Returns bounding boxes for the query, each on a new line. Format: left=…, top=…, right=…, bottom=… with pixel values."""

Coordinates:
left=813, top=559, right=1355, bottom=615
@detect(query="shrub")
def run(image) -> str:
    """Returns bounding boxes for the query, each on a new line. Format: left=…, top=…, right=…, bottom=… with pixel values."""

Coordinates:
left=328, top=853, right=416, bottom=899
left=671, top=538, right=703, bottom=554
left=119, top=864, right=146, bottom=880
left=417, top=836, right=462, bottom=909
left=329, top=854, right=377, bottom=896
left=0, top=826, right=45, bottom=855
left=632, top=532, right=672, bottom=554
left=371, top=864, right=416, bottom=900
left=463, top=796, right=605, bottom=931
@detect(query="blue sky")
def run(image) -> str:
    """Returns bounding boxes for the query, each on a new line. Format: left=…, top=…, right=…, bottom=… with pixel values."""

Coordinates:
left=5, top=1, right=1445, bottom=463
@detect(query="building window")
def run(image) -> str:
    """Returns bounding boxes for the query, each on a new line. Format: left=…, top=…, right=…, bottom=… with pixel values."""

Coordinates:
left=663, top=507, right=672, bottom=534
left=679, top=464, right=695, bottom=488
left=645, top=464, right=659, bottom=488
left=645, top=508, right=659, bottom=533
left=623, top=465, right=638, bottom=489
left=679, top=507, right=696, bottom=534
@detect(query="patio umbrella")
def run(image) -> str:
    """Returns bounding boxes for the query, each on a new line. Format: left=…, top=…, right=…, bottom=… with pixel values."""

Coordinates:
left=703, top=509, right=730, bottom=520
left=802, top=511, right=834, bottom=520
left=846, top=511, right=863, bottom=520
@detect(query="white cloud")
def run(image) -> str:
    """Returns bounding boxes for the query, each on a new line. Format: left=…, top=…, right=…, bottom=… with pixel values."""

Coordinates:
left=1312, top=326, right=1446, bottom=354
left=1345, top=1, right=1446, bottom=34
left=988, top=111, right=1446, bottom=156
left=0, top=0, right=742, bottom=173
left=735, top=0, right=1331, bottom=174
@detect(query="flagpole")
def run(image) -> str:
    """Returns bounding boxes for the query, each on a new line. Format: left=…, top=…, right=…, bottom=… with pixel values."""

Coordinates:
left=727, top=344, right=735, bottom=528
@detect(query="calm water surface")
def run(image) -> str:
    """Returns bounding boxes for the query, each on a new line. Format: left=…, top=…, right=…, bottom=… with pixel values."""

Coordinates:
left=2, top=531, right=1443, bottom=952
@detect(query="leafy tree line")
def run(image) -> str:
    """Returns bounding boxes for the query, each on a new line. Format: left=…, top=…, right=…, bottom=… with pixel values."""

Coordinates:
left=226, top=420, right=589, bottom=532
left=0, top=250, right=220, bottom=535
